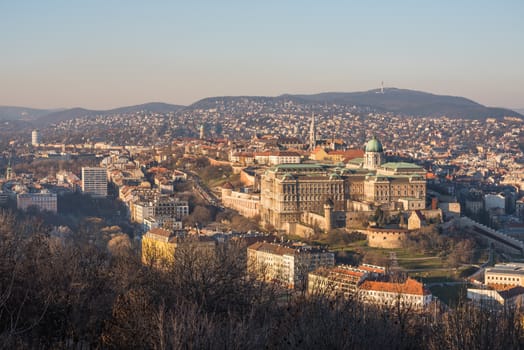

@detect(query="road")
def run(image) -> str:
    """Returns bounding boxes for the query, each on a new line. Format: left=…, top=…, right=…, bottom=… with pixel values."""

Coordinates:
left=188, top=171, right=223, bottom=208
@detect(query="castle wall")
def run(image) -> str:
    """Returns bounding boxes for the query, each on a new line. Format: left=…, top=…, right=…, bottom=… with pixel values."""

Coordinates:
left=366, top=228, right=409, bottom=249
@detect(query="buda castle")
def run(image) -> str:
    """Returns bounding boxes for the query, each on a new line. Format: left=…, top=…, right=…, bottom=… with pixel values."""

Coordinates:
left=259, top=136, right=427, bottom=234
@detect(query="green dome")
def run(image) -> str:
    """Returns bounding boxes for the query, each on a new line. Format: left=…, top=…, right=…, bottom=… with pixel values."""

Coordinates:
left=365, top=136, right=383, bottom=152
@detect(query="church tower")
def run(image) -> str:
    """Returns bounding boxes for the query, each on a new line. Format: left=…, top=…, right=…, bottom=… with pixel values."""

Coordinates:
left=309, top=113, right=316, bottom=150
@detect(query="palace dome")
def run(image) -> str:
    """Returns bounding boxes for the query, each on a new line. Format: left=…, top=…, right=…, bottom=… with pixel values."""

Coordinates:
left=365, top=136, right=383, bottom=153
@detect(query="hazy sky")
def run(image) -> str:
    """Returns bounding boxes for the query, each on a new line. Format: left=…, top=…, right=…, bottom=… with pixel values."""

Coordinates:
left=1, top=1, right=523, bottom=109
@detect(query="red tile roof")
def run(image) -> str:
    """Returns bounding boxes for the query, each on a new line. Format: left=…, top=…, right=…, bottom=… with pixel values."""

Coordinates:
left=147, top=227, right=172, bottom=237
left=331, top=267, right=366, bottom=278
left=358, top=265, right=386, bottom=274
left=360, top=278, right=431, bottom=296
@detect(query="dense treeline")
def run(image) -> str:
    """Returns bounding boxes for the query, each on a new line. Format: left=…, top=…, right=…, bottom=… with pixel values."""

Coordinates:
left=12, top=158, right=99, bottom=179
left=1, top=210, right=524, bottom=349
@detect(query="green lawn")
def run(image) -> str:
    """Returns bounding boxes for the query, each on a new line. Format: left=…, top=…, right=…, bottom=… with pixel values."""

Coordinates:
left=291, top=236, right=478, bottom=286
left=394, top=249, right=430, bottom=259
left=398, top=257, right=446, bottom=270
left=458, top=265, right=479, bottom=278
left=411, top=270, right=459, bottom=281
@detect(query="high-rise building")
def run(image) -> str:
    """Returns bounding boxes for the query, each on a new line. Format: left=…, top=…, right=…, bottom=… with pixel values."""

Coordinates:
left=199, top=124, right=205, bottom=139
left=82, top=167, right=108, bottom=197
left=31, top=129, right=40, bottom=146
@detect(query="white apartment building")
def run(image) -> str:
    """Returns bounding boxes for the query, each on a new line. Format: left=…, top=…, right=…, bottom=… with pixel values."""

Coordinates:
left=247, top=242, right=334, bottom=289
left=131, top=196, right=189, bottom=230
left=359, top=278, right=432, bottom=309
left=268, top=151, right=301, bottom=165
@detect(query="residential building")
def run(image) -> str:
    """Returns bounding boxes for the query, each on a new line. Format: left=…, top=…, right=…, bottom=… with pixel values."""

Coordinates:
left=484, top=193, right=506, bottom=212
left=141, top=228, right=216, bottom=268
left=132, top=195, right=189, bottom=229
left=308, top=264, right=385, bottom=297
left=359, top=277, right=432, bottom=309
left=268, top=151, right=301, bottom=165
left=247, top=242, right=334, bottom=289
left=17, top=192, right=57, bottom=213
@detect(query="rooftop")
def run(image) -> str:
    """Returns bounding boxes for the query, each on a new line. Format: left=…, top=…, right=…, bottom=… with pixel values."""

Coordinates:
left=381, top=162, right=423, bottom=170
left=270, top=163, right=326, bottom=174
left=359, top=277, right=431, bottom=296
left=486, top=263, right=524, bottom=275
left=365, top=136, right=383, bottom=153
left=347, top=157, right=364, bottom=164
left=248, top=242, right=330, bottom=256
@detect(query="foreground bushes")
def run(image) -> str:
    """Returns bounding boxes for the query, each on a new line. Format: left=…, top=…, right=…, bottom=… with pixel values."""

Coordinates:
left=1, top=212, right=524, bottom=349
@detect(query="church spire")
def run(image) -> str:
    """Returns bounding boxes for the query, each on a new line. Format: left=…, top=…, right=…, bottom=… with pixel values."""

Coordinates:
left=309, top=113, right=316, bottom=151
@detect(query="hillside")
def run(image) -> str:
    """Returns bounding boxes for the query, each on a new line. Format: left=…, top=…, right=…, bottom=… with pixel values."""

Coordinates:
left=36, top=108, right=97, bottom=125
left=104, top=102, right=185, bottom=115
left=35, top=102, right=184, bottom=125
left=3, top=89, right=521, bottom=124
left=289, top=88, right=522, bottom=119
left=0, top=106, right=56, bottom=121
left=190, top=88, right=522, bottom=120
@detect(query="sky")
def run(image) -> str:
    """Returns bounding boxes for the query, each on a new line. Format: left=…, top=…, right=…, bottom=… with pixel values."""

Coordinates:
left=0, top=0, right=523, bottom=109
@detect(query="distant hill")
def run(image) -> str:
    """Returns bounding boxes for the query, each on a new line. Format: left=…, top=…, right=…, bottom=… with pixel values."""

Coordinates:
left=190, top=88, right=522, bottom=120
left=35, top=102, right=184, bottom=125
left=189, top=96, right=279, bottom=110
left=36, top=108, right=98, bottom=125
left=0, top=106, right=57, bottom=121
left=3, top=89, right=521, bottom=124
left=285, top=88, right=522, bottom=119
left=104, top=102, right=185, bottom=115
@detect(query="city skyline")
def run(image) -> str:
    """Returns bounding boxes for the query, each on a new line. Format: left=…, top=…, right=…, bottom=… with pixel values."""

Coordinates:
left=1, top=0, right=523, bottom=109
